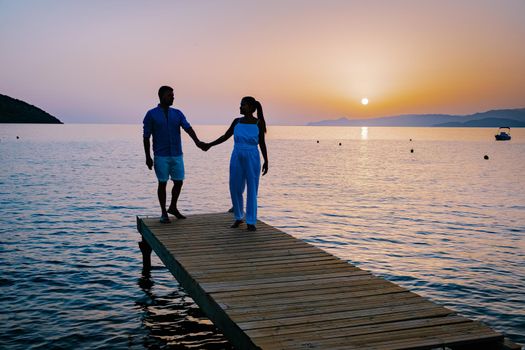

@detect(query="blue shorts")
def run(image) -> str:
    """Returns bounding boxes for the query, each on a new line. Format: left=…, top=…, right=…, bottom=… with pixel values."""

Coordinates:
left=154, top=156, right=185, bottom=182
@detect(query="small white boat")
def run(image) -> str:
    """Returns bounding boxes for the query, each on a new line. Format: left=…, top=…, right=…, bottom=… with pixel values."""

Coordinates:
left=495, top=127, right=511, bottom=141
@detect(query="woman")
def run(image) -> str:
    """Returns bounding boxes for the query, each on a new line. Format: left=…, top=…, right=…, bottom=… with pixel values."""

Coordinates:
left=204, top=97, right=268, bottom=231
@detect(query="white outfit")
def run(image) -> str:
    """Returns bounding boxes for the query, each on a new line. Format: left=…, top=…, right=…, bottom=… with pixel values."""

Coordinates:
left=229, top=121, right=261, bottom=225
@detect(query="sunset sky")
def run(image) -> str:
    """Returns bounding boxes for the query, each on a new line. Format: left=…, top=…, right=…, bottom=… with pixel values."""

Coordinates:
left=1, top=0, right=524, bottom=125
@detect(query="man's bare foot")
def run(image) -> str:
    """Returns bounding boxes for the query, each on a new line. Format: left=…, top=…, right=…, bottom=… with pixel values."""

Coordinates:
left=160, top=215, right=171, bottom=224
left=167, top=207, right=186, bottom=219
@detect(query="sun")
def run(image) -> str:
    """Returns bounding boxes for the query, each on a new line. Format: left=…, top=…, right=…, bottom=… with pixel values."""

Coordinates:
left=361, top=97, right=369, bottom=105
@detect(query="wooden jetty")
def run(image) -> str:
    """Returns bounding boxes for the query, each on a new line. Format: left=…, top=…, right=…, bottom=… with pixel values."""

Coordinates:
left=136, top=213, right=521, bottom=350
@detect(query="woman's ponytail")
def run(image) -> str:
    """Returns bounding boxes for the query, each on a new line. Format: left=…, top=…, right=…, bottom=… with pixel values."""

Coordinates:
left=255, top=100, right=267, bottom=134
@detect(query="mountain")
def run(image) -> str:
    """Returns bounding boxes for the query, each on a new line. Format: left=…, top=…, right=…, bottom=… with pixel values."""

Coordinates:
left=307, top=108, right=525, bottom=127
left=0, top=94, right=63, bottom=124
left=435, top=117, right=525, bottom=127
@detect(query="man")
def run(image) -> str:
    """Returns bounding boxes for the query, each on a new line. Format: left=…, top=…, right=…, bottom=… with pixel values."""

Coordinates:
left=143, top=85, right=204, bottom=223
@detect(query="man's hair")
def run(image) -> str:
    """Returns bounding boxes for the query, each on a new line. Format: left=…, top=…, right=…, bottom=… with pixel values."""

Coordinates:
left=158, top=86, right=173, bottom=99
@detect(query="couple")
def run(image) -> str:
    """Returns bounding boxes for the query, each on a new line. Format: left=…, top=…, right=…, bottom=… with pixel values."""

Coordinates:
left=143, top=86, right=268, bottom=231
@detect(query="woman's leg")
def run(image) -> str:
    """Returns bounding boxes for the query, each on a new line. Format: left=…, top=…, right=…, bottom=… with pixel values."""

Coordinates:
left=229, top=152, right=246, bottom=221
left=245, top=151, right=261, bottom=225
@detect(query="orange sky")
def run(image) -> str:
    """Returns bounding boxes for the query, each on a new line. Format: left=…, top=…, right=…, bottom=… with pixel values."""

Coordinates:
left=1, top=1, right=524, bottom=124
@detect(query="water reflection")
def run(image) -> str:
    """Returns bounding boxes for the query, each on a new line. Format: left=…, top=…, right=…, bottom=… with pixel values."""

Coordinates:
left=360, top=126, right=368, bottom=140
left=136, top=271, right=233, bottom=349
left=1, top=124, right=524, bottom=347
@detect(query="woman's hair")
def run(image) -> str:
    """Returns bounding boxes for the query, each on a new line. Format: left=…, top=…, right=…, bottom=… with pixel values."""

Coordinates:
left=242, top=96, right=266, bottom=134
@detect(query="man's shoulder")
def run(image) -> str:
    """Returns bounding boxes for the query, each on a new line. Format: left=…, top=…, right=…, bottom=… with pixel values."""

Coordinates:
left=146, top=106, right=186, bottom=120
left=169, top=107, right=184, bottom=115
left=145, top=106, right=161, bottom=116
left=149, top=105, right=163, bottom=112
left=170, top=108, right=188, bottom=122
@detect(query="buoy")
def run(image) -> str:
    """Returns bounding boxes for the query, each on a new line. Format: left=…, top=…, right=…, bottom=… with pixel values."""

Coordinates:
left=339, top=142, right=342, bottom=146
left=410, top=149, right=414, bottom=153
left=316, top=140, right=319, bottom=143
left=409, top=138, right=412, bottom=141
left=16, top=136, right=20, bottom=139
left=484, top=155, right=489, bottom=160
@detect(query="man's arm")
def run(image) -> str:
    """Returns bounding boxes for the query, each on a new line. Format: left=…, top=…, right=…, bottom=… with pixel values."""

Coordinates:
left=143, top=111, right=153, bottom=169
left=179, top=110, right=205, bottom=150
left=184, top=127, right=205, bottom=150
left=143, top=137, right=153, bottom=170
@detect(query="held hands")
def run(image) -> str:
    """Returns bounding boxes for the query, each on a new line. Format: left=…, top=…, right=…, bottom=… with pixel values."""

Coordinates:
left=262, top=161, right=268, bottom=176
left=197, top=141, right=211, bottom=152
left=195, top=140, right=266, bottom=174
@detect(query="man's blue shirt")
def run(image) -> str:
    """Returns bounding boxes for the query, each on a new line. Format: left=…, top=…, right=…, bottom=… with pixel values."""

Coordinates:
left=143, top=105, right=191, bottom=157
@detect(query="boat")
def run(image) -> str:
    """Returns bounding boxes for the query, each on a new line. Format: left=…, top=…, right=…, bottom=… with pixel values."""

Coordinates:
left=495, top=127, right=511, bottom=141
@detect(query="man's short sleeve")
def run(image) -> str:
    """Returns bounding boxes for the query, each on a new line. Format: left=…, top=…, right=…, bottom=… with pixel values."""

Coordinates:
left=179, top=110, right=191, bottom=130
left=143, top=111, right=152, bottom=138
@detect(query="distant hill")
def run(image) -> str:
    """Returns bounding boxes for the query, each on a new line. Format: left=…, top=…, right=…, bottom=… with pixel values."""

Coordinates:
left=308, top=108, right=525, bottom=127
left=0, top=94, right=63, bottom=124
left=435, top=117, right=525, bottom=127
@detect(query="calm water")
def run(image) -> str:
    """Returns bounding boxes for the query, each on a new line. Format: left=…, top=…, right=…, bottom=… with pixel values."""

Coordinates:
left=1, top=124, right=524, bottom=349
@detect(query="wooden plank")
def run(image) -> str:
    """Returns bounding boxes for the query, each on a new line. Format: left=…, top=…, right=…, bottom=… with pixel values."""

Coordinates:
left=177, top=250, right=338, bottom=267
left=173, top=247, right=320, bottom=260
left=136, top=213, right=513, bottom=350
left=186, top=258, right=351, bottom=276
left=175, top=252, right=338, bottom=267
left=251, top=315, right=473, bottom=347
left=200, top=270, right=371, bottom=292
left=226, top=291, right=420, bottom=320
left=228, top=293, right=425, bottom=324
left=193, top=264, right=360, bottom=283
left=213, top=279, right=397, bottom=305
left=216, top=285, right=408, bottom=309
left=236, top=300, right=447, bottom=331
left=158, top=231, right=299, bottom=246
left=170, top=245, right=323, bottom=260
left=255, top=321, right=502, bottom=350
left=179, top=254, right=339, bottom=270
left=244, top=307, right=455, bottom=341
left=209, top=273, right=383, bottom=297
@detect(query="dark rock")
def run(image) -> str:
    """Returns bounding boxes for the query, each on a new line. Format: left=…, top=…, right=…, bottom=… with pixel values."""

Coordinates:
left=0, top=94, right=63, bottom=124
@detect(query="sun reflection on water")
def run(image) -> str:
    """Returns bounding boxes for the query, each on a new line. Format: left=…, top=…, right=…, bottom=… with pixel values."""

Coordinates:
left=360, top=126, right=369, bottom=140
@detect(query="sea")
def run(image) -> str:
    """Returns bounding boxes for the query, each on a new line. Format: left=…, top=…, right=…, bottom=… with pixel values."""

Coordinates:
left=1, top=124, right=524, bottom=349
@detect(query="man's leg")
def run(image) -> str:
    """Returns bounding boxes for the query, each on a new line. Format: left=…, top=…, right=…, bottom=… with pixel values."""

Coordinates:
left=168, top=180, right=186, bottom=219
left=157, top=181, right=170, bottom=222
left=154, top=156, right=170, bottom=223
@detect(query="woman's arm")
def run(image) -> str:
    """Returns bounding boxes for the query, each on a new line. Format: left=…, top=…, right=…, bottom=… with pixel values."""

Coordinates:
left=259, top=125, right=268, bottom=175
left=206, top=119, right=238, bottom=149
